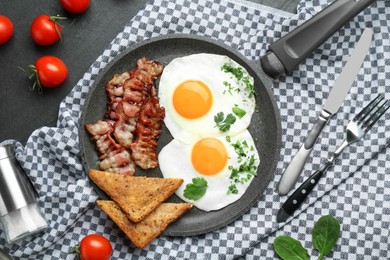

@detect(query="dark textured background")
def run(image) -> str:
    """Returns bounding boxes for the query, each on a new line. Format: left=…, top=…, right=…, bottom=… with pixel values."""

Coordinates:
left=0, top=0, right=299, bottom=145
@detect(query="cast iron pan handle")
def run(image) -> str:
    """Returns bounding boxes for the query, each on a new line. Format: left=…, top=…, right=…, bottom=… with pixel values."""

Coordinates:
left=260, top=0, right=377, bottom=78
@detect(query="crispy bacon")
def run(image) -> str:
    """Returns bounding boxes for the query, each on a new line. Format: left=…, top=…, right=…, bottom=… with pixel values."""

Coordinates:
left=85, top=120, right=136, bottom=175
left=111, top=58, right=164, bottom=149
left=122, top=58, right=163, bottom=103
left=85, top=57, right=165, bottom=175
left=99, top=149, right=135, bottom=175
left=130, top=97, right=165, bottom=169
left=113, top=102, right=139, bottom=148
left=105, top=71, right=131, bottom=120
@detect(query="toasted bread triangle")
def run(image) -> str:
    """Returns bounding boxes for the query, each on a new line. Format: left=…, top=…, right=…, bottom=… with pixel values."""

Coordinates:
left=97, top=200, right=192, bottom=249
left=89, top=169, right=183, bottom=222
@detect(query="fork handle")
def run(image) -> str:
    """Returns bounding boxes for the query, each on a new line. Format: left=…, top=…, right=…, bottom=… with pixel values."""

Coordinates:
left=278, top=110, right=332, bottom=195
left=280, top=162, right=331, bottom=217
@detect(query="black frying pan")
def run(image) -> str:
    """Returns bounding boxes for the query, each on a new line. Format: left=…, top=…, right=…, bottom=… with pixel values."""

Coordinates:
left=79, top=34, right=281, bottom=236
left=79, top=0, right=376, bottom=236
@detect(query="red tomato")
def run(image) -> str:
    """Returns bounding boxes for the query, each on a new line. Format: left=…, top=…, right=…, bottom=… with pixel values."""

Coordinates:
left=35, top=56, right=68, bottom=88
left=79, top=234, right=112, bottom=260
left=0, top=15, right=14, bottom=45
left=60, top=0, right=90, bottom=14
left=30, top=14, right=63, bottom=46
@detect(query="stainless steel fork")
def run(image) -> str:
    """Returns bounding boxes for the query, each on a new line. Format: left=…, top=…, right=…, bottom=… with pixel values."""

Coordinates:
left=277, top=94, right=390, bottom=222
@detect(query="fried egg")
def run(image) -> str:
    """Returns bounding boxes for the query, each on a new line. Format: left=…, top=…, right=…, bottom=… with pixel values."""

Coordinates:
left=158, top=53, right=256, bottom=143
left=158, top=130, right=260, bottom=212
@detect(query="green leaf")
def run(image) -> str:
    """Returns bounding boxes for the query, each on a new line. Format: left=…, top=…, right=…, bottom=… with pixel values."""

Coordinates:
left=312, top=215, right=341, bottom=259
left=232, top=105, right=246, bottom=119
left=274, top=235, right=310, bottom=260
left=183, top=177, right=208, bottom=201
left=221, top=63, right=244, bottom=80
left=214, top=112, right=236, bottom=132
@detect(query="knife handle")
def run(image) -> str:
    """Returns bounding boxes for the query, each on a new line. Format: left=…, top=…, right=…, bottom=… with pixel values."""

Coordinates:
left=261, top=0, right=377, bottom=78
left=278, top=110, right=331, bottom=195
left=281, top=163, right=329, bottom=217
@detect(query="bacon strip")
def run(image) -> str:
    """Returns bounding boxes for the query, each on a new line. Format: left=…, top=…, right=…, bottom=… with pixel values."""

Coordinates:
left=85, top=120, right=136, bottom=175
left=131, top=97, right=165, bottom=169
left=85, top=57, right=165, bottom=174
left=113, top=102, right=139, bottom=148
left=105, top=71, right=131, bottom=120
left=111, top=58, right=164, bottom=149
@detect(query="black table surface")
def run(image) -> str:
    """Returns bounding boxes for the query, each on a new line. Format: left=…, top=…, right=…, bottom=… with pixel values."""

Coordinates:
left=0, top=0, right=300, bottom=145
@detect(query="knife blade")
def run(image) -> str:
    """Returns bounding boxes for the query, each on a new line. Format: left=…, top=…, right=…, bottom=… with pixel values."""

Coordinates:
left=277, top=27, right=373, bottom=195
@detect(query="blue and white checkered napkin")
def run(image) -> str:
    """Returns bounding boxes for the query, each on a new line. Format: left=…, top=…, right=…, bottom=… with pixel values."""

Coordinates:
left=1, top=0, right=389, bottom=259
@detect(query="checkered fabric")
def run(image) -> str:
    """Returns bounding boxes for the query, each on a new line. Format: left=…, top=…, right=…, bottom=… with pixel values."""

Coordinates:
left=1, top=0, right=389, bottom=259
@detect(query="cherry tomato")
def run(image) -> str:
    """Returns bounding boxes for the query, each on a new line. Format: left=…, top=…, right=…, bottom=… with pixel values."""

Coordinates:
left=35, top=56, right=68, bottom=89
left=0, top=15, right=14, bottom=45
left=20, top=56, right=68, bottom=93
left=60, top=0, right=90, bottom=14
left=79, top=234, right=112, bottom=260
left=30, top=14, right=64, bottom=46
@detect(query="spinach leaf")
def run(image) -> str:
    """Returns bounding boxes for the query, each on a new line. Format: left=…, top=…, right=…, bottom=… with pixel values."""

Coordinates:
left=312, top=215, right=341, bottom=260
left=274, top=235, right=310, bottom=260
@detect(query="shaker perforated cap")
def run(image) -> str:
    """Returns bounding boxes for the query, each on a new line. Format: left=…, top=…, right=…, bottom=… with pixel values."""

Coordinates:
left=0, top=144, right=37, bottom=216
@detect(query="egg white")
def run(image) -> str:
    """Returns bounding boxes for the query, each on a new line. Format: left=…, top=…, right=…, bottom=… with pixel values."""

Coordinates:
left=158, top=53, right=256, bottom=143
left=158, top=130, right=260, bottom=212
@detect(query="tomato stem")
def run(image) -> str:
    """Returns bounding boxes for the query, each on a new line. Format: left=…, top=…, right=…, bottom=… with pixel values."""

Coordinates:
left=68, top=245, right=81, bottom=260
left=18, top=65, right=43, bottom=94
left=48, top=15, right=67, bottom=42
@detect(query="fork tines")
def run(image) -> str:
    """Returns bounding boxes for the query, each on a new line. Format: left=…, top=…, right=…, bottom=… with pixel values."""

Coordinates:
left=355, top=94, right=390, bottom=132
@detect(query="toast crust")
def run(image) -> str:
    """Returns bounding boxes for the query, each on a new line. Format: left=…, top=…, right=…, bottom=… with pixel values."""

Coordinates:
left=97, top=200, right=192, bottom=249
left=89, top=169, right=183, bottom=222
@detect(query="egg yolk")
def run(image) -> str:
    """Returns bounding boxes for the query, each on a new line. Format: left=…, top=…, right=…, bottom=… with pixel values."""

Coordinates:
left=191, top=138, right=228, bottom=176
left=173, top=80, right=213, bottom=119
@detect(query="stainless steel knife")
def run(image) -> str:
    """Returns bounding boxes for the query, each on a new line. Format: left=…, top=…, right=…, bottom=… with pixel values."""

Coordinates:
left=277, top=27, right=373, bottom=195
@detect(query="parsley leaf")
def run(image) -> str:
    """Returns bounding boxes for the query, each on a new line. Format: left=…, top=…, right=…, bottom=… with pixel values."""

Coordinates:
left=232, top=105, right=246, bottom=119
left=214, top=112, right=236, bottom=132
left=221, top=63, right=255, bottom=98
left=221, top=63, right=244, bottom=80
left=183, top=177, right=208, bottom=201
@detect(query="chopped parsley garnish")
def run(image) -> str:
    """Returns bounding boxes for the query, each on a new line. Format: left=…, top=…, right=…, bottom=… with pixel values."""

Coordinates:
left=223, top=81, right=233, bottom=95
left=226, top=139, right=258, bottom=195
left=232, top=105, right=246, bottom=119
left=231, top=140, right=247, bottom=158
left=228, top=184, right=238, bottom=195
left=221, top=63, right=244, bottom=79
left=227, top=155, right=257, bottom=194
left=221, top=63, right=255, bottom=98
left=223, top=81, right=240, bottom=95
left=183, top=177, right=208, bottom=201
left=214, top=112, right=236, bottom=132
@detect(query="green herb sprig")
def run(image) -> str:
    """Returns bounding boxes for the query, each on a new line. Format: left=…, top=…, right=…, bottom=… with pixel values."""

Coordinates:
left=183, top=177, right=208, bottom=201
left=274, top=215, right=341, bottom=260
left=214, top=112, right=236, bottom=132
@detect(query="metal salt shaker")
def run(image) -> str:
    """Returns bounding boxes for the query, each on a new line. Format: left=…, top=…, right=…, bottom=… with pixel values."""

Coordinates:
left=0, top=144, right=48, bottom=244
